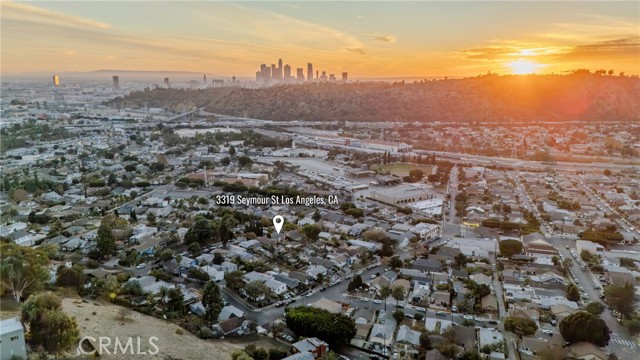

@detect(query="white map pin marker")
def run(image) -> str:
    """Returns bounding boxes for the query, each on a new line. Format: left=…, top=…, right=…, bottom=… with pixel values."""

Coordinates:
left=273, top=215, right=284, bottom=234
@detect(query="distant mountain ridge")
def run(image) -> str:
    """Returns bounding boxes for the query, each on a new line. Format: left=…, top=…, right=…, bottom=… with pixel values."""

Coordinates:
left=108, top=73, right=640, bottom=122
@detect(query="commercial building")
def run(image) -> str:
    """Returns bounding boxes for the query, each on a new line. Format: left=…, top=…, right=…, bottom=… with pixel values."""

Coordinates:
left=342, top=72, right=348, bottom=81
left=307, top=63, right=313, bottom=82
left=371, top=185, right=436, bottom=205
left=296, top=68, right=305, bottom=82
left=284, top=64, right=291, bottom=79
left=112, top=75, right=120, bottom=90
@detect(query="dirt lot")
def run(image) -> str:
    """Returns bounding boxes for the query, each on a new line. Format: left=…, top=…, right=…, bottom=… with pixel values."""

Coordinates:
left=61, top=297, right=243, bottom=360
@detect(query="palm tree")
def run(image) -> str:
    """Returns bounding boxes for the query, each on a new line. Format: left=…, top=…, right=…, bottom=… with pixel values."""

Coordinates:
left=392, top=285, right=405, bottom=307
left=380, top=284, right=392, bottom=311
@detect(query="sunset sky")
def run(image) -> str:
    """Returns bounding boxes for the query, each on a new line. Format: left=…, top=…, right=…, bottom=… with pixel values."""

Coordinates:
left=1, top=1, right=639, bottom=78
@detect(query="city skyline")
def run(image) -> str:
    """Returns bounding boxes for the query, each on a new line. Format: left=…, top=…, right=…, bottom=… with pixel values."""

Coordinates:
left=1, top=1, right=639, bottom=78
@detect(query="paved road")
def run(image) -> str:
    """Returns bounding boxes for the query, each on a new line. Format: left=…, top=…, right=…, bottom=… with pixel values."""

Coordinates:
left=552, top=237, right=638, bottom=360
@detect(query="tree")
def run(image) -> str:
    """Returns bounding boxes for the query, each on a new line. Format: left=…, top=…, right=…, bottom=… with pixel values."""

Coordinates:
left=604, top=283, right=636, bottom=318
left=392, top=285, right=405, bottom=306
left=0, top=243, right=50, bottom=302
left=504, top=317, right=538, bottom=337
left=96, top=223, right=116, bottom=259
left=560, top=311, right=610, bottom=347
left=389, top=255, right=403, bottom=269
left=129, top=209, right=137, bottom=223
left=603, top=169, right=612, bottom=176
left=21, top=292, right=80, bottom=353
left=409, top=169, right=424, bottom=181
left=585, top=301, right=605, bottom=316
left=188, top=242, right=202, bottom=257
left=271, top=322, right=286, bottom=338
left=499, top=239, right=523, bottom=258
left=566, top=284, right=580, bottom=302
left=301, top=224, right=321, bottom=242
left=625, top=319, right=640, bottom=335
left=284, top=306, right=356, bottom=348
left=228, top=145, right=236, bottom=156
left=147, top=212, right=156, bottom=225
left=224, top=271, right=245, bottom=291
left=202, top=281, right=224, bottom=322
left=580, top=249, right=592, bottom=262
left=393, top=310, right=405, bottom=324
left=348, top=275, right=363, bottom=292
left=380, top=284, right=392, bottom=310
left=166, top=288, right=186, bottom=314
left=245, top=280, right=269, bottom=301
left=11, top=188, right=29, bottom=203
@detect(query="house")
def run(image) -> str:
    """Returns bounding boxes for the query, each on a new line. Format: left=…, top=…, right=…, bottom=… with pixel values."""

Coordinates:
left=412, top=258, right=442, bottom=273
left=282, top=354, right=315, bottom=360
left=470, top=273, right=492, bottom=287
left=291, top=337, right=328, bottom=359
left=396, top=325, right=421, bottom=346
left=522, top=233, right=556, bottom=259
left=369, top=323, right=395, bottom=346
left=200, top=265, right=225, bottom=282
left=309, top=298, right=343, bottom=314
left=529, top=271, right=566, bottom=290
left=306, top=265, right=328, bottom=280
left=0, top=317, right=27, bottom=360
left=219, top=305, right=245, bottom=321
left=481, top=295, right=499, bottom=313
left=478, top=328, right=504, bottom=349
left=212, top=316, right=248, bottom=337
left=265, top=278, right=287, bottom=295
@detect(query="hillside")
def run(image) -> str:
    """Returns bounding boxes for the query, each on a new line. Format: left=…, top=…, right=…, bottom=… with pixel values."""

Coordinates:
left=107, top=73, right=640, bottom=122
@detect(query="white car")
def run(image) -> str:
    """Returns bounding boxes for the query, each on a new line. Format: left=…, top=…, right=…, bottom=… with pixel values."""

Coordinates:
left=373, top=299, right=383, bottom=304
left=463, top=315, right=474, bottom=321
left=136, top=263, right=146, bottom=269
left=542, top=329, right=554, bottom=335
left=360, top=297, right=370, bottom=302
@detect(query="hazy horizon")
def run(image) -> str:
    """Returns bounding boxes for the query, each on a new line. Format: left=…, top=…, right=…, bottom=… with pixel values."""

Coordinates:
left=2, top=1, right=639, bottom=78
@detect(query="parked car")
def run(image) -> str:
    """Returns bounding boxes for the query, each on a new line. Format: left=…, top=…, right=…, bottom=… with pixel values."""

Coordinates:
left=373, top=299, right=383, bottom=304
left=436, top=311, right=447, bottom=317
left=542, top=329, right=553, bottom=335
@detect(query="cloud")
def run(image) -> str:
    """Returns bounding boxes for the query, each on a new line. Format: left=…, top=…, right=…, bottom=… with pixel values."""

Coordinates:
left=371, top=35, right=396, bottom=43
left=346, top=47, right=367, bottom=55
left=554, top=36, right=640, bottom=61
left=1, top=1, right=110, bottom=29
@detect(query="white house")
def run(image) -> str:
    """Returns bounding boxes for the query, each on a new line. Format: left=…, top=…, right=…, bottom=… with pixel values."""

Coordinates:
left=200, top=265, right=225, bottom=282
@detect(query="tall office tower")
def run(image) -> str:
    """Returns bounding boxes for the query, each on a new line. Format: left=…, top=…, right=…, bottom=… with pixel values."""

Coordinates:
left=232, top=76, right=236, bottom=82
left=277, top=58, right=283, bottom=80
left=112, top=76, right=120, bottom=90
left=283, top=64, right=291, bottom=79
left=316, top=70, right=319, bottom=80
left=256, top=71, right=262, bottom=82
left=271, top=64, right=276, bottom=81
left=296, top=68, right=305, bottom=82
left=320, top=71, right=327, bottom=81
left=342, top=72, right=348, bottom=81
left=329, top=74, right=336, bottom=82
left=307, top=63, right=313, bottom=82
left=260, top=64, right=270, bottom=83
left=52, top=75, right=60, bottom=86
left=164, top=77, right=170, bottom=88
left=203, top=74, right=207, bottom=86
